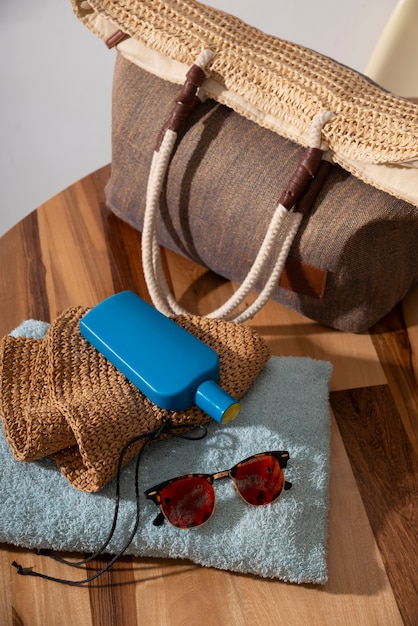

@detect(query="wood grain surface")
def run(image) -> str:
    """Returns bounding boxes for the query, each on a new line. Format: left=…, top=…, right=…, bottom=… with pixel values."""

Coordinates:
left=0, top=166, right=416, bottom=625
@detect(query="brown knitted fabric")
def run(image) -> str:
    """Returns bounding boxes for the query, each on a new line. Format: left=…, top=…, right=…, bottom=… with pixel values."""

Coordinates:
left=0, top=306, right=270, bottom=492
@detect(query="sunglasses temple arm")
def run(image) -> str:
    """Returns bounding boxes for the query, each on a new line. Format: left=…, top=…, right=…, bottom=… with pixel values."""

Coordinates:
left=152, top=511, right=166, bottom=526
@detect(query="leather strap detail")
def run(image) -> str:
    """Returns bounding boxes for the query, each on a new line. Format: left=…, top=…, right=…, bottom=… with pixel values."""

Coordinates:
left=279, top=257, right=328, bottom=300
left=279, top=147, right=324, bottom=210
left=295, top=159, right=334, bottom=215
left=105, top=30, right=129, bottom=49
left=156, top=64, right=206, bottom=150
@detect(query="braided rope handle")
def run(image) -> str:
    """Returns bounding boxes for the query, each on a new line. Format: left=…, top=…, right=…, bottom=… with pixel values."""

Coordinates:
left=142, top=51, right=334, bottom=321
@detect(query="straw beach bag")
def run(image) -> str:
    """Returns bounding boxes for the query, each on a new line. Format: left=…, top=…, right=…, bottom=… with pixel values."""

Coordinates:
left=71, top=0, right=418, bottom=332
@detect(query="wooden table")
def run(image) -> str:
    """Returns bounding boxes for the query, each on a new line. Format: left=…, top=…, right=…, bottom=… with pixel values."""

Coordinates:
left=0, top=165, right=417, bottom=626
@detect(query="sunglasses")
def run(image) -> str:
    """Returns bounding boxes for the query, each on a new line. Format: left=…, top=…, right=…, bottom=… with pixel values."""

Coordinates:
left=145, top=451, right=292, bottom=529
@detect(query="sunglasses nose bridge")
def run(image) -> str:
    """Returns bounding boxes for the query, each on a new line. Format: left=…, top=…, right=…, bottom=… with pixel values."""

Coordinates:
left=212, top=469, right=231, bottom=482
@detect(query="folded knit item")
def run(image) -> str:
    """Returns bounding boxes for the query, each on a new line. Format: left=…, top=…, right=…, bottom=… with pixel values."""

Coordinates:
left=0, top=304, right=270, bottom=492
left=0, top=318, right=332, bottom=583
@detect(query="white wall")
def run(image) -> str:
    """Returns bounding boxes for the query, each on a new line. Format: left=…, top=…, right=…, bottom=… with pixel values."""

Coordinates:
left=0, top=0, right=397, bottom=236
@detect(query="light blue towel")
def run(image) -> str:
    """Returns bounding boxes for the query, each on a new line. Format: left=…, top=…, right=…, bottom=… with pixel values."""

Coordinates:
left=0, top=320, right=332, bottom=584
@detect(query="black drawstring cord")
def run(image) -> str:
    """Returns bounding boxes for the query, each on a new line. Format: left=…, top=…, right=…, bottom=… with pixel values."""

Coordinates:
left=12, top=418, right=207, bottom=586
left=28, top=418, right=174, bottom=570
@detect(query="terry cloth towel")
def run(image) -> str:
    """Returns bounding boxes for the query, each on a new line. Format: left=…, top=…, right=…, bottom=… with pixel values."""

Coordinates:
left=0, top=320, right=332, bottom=584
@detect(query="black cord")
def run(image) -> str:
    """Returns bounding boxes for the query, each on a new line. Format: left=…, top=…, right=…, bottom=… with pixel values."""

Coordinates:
left=12, top=418, right=207, bottom=585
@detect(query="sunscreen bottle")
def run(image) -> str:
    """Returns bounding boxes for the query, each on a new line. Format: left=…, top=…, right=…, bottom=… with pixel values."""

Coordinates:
left=79, top=291, right=240, bottom=424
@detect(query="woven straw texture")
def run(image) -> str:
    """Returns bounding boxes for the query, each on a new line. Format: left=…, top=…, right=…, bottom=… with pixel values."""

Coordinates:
left=0, top=306, right=270, bottom=492
left=71, top=0, right=418, bottom=168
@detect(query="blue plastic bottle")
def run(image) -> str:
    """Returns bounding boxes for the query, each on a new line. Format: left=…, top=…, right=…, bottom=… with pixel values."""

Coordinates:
left=79, top=291, right=240, bottom=424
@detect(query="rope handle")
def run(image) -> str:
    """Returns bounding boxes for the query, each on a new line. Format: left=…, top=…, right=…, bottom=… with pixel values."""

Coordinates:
left=142, top=50, right=334, bottom=322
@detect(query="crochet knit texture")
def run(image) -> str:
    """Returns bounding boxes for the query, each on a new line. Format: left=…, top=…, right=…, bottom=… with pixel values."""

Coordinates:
left=0, top=306, right=270, bottom=492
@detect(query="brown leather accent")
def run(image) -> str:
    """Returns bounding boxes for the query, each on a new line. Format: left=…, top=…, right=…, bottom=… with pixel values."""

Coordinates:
left=295, top=159, right=334, bottom=215
left=279, top=257, right=328, bottom=300
left=156, top=64, right=206, bottom=150
left=105, top=30, right=129, bottom=49
left=279, top=147, right=323, bottom=210
left=186, top=64, right=206, bottom=87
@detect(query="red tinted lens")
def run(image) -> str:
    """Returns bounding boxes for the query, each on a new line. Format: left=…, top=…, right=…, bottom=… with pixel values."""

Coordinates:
left=233, top=455, right=285, bottom=506
left=159, top=476, right=215, bottom=529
